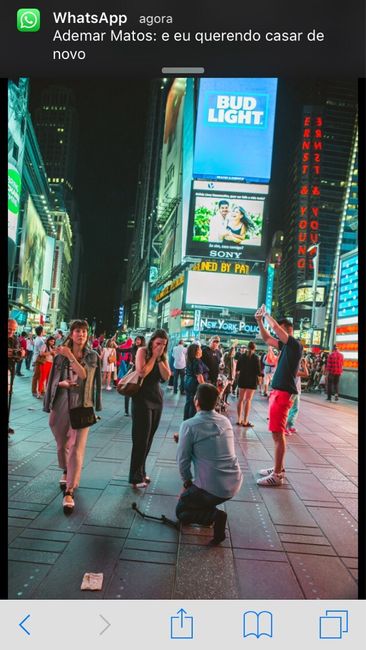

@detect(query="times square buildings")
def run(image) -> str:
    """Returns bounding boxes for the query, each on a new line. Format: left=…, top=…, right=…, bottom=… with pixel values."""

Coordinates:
left=8, top=80, right=84, bottom=333
left=8, top=77, right=358, bottom=398
left=124, top=78, right=358, bottom=399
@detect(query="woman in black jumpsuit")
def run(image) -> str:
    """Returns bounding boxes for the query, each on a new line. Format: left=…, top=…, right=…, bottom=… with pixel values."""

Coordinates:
left=129, top=329, right=171, bottom=488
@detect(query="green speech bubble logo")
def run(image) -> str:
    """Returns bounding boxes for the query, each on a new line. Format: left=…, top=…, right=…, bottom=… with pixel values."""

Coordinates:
left=17, top=8, right=41, bottom=32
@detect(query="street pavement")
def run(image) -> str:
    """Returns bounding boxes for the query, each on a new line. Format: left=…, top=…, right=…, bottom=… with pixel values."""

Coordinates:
left=8, top=369, right=358, bottom=600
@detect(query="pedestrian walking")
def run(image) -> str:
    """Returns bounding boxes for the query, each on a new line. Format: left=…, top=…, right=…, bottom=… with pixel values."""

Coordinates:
left=201, top=337, right=222, bottom=385
left=167, top=346, right=175, bottom=390
left=37, top=336, right=56, bottom=397
left=172, top=339, right=187, bottom=394
left=15, top=331, right=27, bottom=376
left=128, top=329, right=171, bottom=488
left=285, top=357, right=309, bottom=434
left=176, top=383, right=243, bottom=546
left=258, top=351, right=266, bottom=393
left=325, top=344, right=344, bottom=401
left=25, top=332, right=34, bottom=370
left=44, top=319, right=102, bottom=513
left=8, top=319, right=25, bottom=435
left=117, top=336, right=134, bottom=380
left=183, top=343, right=209, bottom=420
left=101, top=339, right=117, bottom=390
left=123, top=335, right=146, bottom=416
left=236, top=341, right=261, bottom=427
left=54, top=329, right=65, bottom=347
left=232, top=345, right=245, bottom=395
left=255, top=307, right=303, bottom=487
left=261, top=345, right=277, bottom=397
left=31, top=325, right=45, bottom=397
left=222, top=347, right=236, bottom=403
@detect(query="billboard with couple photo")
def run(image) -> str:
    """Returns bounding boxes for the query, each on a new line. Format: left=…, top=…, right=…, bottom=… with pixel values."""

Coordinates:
left=186, top=184, right=267, bottom=261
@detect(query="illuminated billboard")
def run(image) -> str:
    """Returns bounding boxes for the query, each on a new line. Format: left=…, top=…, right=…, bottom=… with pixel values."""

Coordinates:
left=18, top=195, right=46, bottom=312
left=158, top=78, right=186, bottom=207
left=193, top=78, right=277, bottom=183
left=185, top=270, right=261, bottom=311
left=185, top=180, right=268, bottom=261
left=335, top=251, right=358, bottom=369
left=296, top=286, right=325, bottom=303
left=8, top=79, right=29, bottom=272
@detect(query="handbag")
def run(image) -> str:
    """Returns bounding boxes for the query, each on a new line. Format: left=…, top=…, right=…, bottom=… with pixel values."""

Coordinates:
left=67, top=362, right=97, bottom=429
left=69, top=406, right=97, bottom=429
left=108, top=352, right=116, bottom=364
left=117, top=367, right=144, bottom=397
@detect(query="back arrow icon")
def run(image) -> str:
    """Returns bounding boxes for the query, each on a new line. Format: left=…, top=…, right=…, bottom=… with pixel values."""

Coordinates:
left=19, top=614, right=31, bottom=635
left=99, top=614, right=111, bottom=635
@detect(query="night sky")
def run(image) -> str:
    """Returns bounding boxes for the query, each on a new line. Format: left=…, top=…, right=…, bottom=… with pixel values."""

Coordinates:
left=28, top=78, right=316, bottom=331
left=29, top=79, right=151, bottom=330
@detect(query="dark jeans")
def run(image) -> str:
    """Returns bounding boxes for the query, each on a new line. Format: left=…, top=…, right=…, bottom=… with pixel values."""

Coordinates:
left=327, top=373, right=340, bottom=398
left=25, top=350, right=33, bottom=370
left=183, top=390, right=197, bottom=420
left=176, top=484, right=228, bottom=526
left=15, top=359, right=24, bottom=375
left=174, top=368, right=185, bottom=393
left=125, top=395, right=130, bottom=414
left=129, top=400, right=162, bottom=483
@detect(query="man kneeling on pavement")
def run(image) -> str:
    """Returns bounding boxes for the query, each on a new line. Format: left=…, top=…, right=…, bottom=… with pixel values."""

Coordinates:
left=176, top=383, right=243, bottom=546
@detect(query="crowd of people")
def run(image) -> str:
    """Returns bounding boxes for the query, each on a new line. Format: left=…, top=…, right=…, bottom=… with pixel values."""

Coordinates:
left=7, top=311, right=344, bottom=545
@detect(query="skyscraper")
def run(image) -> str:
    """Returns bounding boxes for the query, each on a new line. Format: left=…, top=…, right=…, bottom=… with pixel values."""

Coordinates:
left=34, top=85, right=81, bottom=323
left=34, top=85, right=78, bottom=197
left=277, top=81, right=357, bottom=347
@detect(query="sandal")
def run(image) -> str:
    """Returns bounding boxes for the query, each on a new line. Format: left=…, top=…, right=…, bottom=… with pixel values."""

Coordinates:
left=63, top=490, right=74, bottom=514
left=242, top=422, right=254, bottom=427
left=132, top=482, right=148, bottom=489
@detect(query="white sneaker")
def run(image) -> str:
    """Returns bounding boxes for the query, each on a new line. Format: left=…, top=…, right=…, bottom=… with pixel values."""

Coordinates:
left=106, top=386, right=112, bottom=391
left=257, top=472, right=284, bottom=487
left=258, top=467, right=285, bottom=477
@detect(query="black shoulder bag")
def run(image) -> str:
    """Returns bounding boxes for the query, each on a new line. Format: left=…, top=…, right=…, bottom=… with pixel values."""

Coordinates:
left=67, top=361, right=97, bottom=429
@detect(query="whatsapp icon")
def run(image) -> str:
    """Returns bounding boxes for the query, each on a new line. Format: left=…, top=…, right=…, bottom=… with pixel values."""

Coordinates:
left=17, top=8, right=41, bottom=32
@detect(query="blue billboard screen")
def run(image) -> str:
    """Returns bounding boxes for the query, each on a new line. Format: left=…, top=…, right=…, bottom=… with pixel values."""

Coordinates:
left=337, top=253, right=358, bottom=320
left=193, top=78, right=278, bottom=183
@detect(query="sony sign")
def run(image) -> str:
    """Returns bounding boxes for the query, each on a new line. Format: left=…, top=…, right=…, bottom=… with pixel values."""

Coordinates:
left=207, top=94, right=267, bottom=127
left=200, top=318, right=260, bottom=336
left=209, top=250, right=244, bottom=260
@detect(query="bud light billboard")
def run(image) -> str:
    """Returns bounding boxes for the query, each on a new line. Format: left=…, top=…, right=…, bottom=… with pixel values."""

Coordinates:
left=193, top=78, right=277, bottom=183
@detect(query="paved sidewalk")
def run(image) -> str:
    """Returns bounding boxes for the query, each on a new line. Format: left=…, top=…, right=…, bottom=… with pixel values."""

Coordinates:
left=8, top=371, right=358, bottom=600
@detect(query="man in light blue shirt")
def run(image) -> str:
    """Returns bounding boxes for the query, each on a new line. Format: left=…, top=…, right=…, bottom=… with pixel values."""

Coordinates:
left=176, top=383, right=243, bottom=545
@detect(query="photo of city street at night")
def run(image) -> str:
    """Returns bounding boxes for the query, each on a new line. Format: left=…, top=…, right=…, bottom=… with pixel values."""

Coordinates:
left=8, top=78, right=358, bottom=600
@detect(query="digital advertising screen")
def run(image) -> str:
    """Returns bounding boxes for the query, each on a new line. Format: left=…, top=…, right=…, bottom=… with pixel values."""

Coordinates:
left=157, top=77, right=186, bottom=207
left=185, top=181, right=268, bottom=261
left=193, top=77, right=278, bottom=183
left=335, top=250, right=358, bottom=369
left=17, top=195, right=47, bottom=312
left=185, top=270, right=261, bottom=311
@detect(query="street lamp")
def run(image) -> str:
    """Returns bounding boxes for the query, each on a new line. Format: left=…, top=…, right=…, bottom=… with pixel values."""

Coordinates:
left=307, top=243, right=320, bottom=347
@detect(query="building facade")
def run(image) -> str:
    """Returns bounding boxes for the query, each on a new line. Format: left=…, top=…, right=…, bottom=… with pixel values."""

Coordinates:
left=126, top=78, right=278, bottom=350
left=277, top=82, right=358, bottom=348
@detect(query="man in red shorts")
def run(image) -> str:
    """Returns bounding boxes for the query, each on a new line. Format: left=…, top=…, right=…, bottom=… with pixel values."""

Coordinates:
left=254, top=306, right=303, bottom=486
